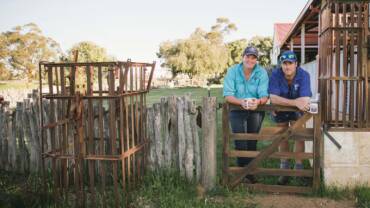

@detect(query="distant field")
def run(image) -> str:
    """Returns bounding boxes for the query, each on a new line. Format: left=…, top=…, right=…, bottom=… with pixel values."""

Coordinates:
left=0, top=80, right=39, bottom=90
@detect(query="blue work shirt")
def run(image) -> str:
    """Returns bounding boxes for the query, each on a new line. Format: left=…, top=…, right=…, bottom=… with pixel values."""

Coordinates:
left=268, top=67, right=312, bottom=99
left=223, top=63, right=269, bottom=99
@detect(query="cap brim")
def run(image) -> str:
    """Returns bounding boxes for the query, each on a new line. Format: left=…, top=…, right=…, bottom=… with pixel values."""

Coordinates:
left=281, top=58, right=296, bottom=63
left=244, top=53, right=258, bottom=57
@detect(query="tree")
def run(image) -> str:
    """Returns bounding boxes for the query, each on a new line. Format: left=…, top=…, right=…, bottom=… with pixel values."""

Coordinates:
left=65, top=41, right=114, bottom=62
left=226, top=39, right=248, bottom=68
left=158, top=18, right=236, bottom=80
left=0, top=23, right=62, bottom=80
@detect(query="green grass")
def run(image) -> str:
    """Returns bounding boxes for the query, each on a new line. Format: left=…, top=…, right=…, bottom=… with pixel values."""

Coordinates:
left=130, top=169, right=258, bottom=208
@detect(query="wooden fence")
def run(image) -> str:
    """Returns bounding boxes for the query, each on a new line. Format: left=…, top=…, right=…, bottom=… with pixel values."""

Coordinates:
left=146, top=95, right=217, bottom=190
left=0, top=93, right=219, bottom=192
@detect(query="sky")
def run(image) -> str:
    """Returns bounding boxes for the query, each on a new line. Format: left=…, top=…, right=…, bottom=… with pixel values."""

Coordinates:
left=0, top=0, right=308, bottom=63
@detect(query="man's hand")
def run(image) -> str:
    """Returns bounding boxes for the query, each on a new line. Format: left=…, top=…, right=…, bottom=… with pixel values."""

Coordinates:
left=294, top=97, right=310, bottom=111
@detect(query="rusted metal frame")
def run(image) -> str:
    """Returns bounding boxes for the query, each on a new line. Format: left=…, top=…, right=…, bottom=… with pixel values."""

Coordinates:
left=328, top=3, right=334, bottom=126
left=356, top=2, right=364, bottom=128
left=47, top=66, right=59, bottom=200
left=130, top=62, right=136, bottom=188
left=139, top=65, right=145, bottom=178
left=118, top=64, right=127, bottom=201
left=38, top=63, right=48, bottom=200
left=86, top=65, right=96, bottom=206
left=146, top=62, right=156, bottom=91
left=59, top=66, right=69, bottom=196
left=134, top=66, right=141, bottom=183
left=108, top=70, right=120, bottom=207
left=85, top=142, right=149, bottom=161
left=364, top=3, right=370, bottom=128
left=42, top=90, right=148, bottom=99
left=97, top=66, right=106, bottom=207
left=74, top=92, right=85, bottom=206
left=342, top=3, right=349, bottom=127
left=229, top=113, right=313, bottom=189
left=124, top=62, right=131, bottom=190
left=349, top=3, right=356, bottom=128
left=335, top=3, right=341, bottom=127
left=42, top=118, right=72, bottom=129
left=42, top=61, right=153, bottom=68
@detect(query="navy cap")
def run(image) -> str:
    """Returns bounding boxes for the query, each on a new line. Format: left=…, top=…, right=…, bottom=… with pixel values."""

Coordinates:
left=279, top=51, right=297, bottom=63
left=243, top=46, right=259, bottom=58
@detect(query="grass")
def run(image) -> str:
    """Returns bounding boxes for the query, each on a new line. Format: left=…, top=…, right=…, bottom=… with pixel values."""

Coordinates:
left=129, top=169, right=258, bottom=208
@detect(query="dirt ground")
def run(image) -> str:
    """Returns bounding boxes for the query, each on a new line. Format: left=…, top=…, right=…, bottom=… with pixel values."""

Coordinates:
left=247, top=194, right=356, bottom=208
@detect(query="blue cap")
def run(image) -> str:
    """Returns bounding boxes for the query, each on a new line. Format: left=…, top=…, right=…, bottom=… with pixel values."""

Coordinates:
left=279, top=51, right=297, bottom=63
left=243, top=46, right=259, bottom=58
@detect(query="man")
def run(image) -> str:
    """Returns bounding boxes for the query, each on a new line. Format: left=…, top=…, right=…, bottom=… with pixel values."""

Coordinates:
left=223, top=46, right=269, bottom=183
left=268, top=50, right=312, bottom=185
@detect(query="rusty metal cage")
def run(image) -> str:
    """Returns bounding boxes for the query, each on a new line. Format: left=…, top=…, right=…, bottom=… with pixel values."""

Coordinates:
left=38, top=60, right=155, bottom=207
left=319, top=0, right=370, bottom=130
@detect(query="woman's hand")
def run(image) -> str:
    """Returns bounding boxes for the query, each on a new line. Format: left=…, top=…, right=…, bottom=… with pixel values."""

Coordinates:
left=247, top=98, right=259, bottom=110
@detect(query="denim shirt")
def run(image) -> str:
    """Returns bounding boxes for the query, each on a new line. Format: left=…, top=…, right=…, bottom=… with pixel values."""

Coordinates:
left=223, top=63, right=269, bottom=99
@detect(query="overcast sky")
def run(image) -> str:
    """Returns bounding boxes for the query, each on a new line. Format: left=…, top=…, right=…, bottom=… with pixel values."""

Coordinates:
left=0, top=0, right=308, bottom=62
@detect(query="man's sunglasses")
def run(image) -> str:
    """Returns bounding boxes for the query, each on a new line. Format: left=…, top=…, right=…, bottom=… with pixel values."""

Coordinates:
left=279, top=54, right=296, bottom=62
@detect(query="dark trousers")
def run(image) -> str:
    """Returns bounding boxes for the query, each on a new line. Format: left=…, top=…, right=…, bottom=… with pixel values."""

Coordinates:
left=229, top=110, right=265, bottom=167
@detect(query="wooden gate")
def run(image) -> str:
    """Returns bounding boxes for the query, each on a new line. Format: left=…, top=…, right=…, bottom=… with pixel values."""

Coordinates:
left=222, top=103, right=322, bottom=193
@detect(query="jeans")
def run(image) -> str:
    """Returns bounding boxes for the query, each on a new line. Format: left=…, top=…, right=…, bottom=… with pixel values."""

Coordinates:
left=229, top=110, right=265, bottom=167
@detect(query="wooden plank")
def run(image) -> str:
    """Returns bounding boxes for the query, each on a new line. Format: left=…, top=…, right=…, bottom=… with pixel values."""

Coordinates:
left=229, top=167, right=313, bottom=177
left=168, top=96, right=178, bottom=168
left=201, top=97, right=217, bottom=190
left=177, top=97, right=186, bottom=175
left=229, top=113, right=312, bottom=189
left=230, top=128, right=314, bottom=141
left=313, top=113, right=322, bottom=191
left=184, top=96, right=194, bottom=180
left=190, top=100, right=201, bottom=182
left=228, top=150, right=313, bottom=160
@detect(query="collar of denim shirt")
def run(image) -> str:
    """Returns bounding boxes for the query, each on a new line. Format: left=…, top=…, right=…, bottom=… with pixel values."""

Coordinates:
left=237, top=63, right=260, bottom=82
left=277, top=66, right=305, bottom=87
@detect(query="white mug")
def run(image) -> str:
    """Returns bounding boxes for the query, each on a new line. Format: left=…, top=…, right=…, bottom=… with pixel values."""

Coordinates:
left=308, top=103, right=318, bottom=114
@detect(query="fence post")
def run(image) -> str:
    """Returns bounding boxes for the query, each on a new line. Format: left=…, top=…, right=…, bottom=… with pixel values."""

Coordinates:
left=201, top=97, right=217, bottom=190
left=183, top=96, right=194, bottom=180
left=176, top=97, right=186, bottom=176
